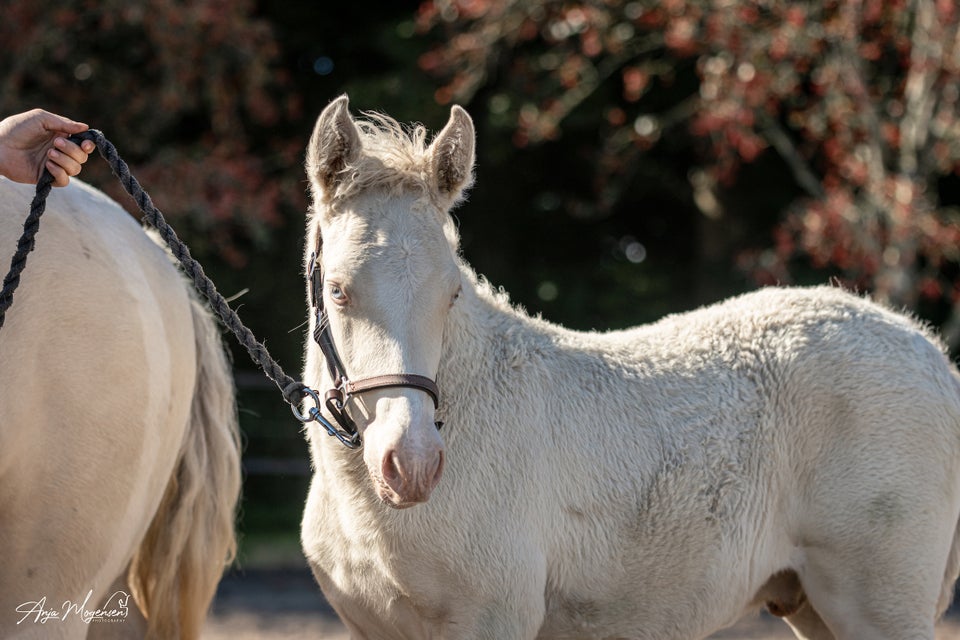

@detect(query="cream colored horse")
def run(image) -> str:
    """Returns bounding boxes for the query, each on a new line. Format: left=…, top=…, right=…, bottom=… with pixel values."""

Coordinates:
left=0, top=177, right=240, bottom=639
left=300, top=96, right=960, bottom=639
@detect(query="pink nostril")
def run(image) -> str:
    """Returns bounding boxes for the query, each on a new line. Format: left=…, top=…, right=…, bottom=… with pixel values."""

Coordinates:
left=379, top=447, right=446, bottom=503
left=430, top=450, right=445, bottom=489
left=382, top=450, right=403, bottom=490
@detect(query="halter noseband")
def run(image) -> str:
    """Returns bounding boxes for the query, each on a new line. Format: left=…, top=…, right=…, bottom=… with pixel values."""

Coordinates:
left=304, top=239, right=443, bottom=449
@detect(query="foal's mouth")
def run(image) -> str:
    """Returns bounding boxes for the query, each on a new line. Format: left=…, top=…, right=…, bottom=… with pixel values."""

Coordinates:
left=370, top=475, right=432, bottom=509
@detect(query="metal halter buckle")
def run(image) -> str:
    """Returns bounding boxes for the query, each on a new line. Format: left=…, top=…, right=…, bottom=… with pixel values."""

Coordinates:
left=290, top=387, right=360, bottom=449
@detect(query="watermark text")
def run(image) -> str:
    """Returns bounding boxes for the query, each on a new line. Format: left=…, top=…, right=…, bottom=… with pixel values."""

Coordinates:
left=16, top=590, right=130, bottom=625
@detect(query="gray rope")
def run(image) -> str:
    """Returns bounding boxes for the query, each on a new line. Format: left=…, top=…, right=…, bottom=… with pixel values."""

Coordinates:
left=1, top=130, right=308, bottom=407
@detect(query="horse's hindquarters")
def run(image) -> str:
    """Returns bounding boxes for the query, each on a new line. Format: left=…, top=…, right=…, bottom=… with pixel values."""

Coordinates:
left=0, top=178, right=235, bottom=638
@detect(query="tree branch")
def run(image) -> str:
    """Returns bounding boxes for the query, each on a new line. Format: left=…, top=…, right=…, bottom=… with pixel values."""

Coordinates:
left=899, top=0, right=940, bottom=178
left=759, top=114, right=825, bottom=199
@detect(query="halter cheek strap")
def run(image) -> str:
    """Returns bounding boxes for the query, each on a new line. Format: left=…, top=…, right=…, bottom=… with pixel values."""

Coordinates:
left=307, top=244, right=443, bottom=448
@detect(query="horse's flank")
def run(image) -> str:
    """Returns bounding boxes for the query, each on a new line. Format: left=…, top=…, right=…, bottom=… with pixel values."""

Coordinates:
left=0, top=177, right=240, bottom=639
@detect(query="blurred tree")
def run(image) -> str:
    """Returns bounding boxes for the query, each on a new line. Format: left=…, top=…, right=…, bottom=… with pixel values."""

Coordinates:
left=1, top=0, right=303, bottom=266
left=417, top=0, right=960, bottom=343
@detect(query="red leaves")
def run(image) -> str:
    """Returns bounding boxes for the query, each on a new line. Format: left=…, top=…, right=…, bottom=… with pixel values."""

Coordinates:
left=785, top=6, right=806, bottom=27
left=2, top=0, right=299, bottom=264
left=622, top=66, right=649, bottom=102
left=581, top=27, right=603, bottom=57
left=416, top=0, right=960, bottom=311
left=664, top=18, right=699, bottom=56
left=418, top=50, right=445, bottom=73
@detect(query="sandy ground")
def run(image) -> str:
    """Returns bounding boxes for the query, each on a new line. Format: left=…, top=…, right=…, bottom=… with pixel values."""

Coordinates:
left=203, top=566, right=960, bottom=639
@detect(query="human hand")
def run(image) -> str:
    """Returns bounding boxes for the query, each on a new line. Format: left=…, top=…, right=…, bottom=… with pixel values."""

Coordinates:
left=0, top=109, right=97, bottom=187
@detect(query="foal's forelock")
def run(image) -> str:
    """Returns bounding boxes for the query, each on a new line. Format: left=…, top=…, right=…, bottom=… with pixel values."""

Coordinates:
left=318, top=118, right=441, bottom=208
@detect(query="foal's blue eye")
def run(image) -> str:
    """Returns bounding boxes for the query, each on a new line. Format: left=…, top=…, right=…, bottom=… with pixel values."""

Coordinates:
left=329, top=284, right=347, bottom=304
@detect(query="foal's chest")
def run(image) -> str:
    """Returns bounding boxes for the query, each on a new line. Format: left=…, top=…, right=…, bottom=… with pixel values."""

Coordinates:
left=303, top=489, right=457, bottom=635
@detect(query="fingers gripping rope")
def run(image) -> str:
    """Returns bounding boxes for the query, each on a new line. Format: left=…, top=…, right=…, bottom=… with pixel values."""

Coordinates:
left=1, top=130, right=309, bottom=409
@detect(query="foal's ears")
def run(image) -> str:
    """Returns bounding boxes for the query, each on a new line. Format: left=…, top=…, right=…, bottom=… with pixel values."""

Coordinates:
left=306, top=95, right=360, bottom=201
left=306, top=95, right=475, bottom=206
left=430, top=106, right=475, bottom=205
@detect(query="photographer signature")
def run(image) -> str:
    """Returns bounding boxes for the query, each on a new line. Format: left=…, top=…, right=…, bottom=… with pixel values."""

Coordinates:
left=15, top=589, right=130, bottom=625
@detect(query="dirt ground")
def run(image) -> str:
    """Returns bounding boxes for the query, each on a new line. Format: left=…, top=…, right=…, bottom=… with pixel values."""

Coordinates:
left=203, top=566, right=960, bottom=639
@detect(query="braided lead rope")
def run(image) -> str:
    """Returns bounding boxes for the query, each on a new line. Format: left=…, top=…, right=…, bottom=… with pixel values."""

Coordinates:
left=87, top=130, right=311, bottom=406
left=1, top=130, right=309, bottom=408
left=0, top=169, right=56, bottom=331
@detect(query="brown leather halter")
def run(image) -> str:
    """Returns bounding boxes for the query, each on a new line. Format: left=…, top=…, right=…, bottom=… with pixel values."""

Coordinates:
left=305, top=238, right=443, bottom=449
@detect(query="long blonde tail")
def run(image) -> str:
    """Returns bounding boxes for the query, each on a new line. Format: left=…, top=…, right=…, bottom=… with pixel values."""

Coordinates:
left=129, top=295, right=242, bottom=639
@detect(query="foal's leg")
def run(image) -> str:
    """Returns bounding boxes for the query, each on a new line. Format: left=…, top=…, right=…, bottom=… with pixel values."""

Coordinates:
left=794, top=527, right=943, bottom=640
left=787, top=396, right=959, bottom=640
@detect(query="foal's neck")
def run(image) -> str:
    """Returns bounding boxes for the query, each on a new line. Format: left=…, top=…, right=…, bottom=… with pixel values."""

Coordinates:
left=437, top=267, right=558, bottom=421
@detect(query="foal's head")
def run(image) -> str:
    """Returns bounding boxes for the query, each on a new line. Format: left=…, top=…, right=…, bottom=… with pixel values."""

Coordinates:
left=305, top=95, right=474, bottom=508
